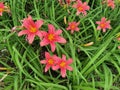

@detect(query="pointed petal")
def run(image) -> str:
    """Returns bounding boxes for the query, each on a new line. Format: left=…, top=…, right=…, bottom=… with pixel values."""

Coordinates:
left=40, top=60, right=47, bottom=64
left=45, top=65, right=51, bottom=72
left=96, top=21, right=100, bottom=24
left=40, top=38, right=49, bottom=46
left=66, top=27, right=70, bottom=30
left=61, top=68, right=66, bottom=78
left=102, top=29, right=106, bottom=32
left=35, top=20, right=43, bottom=28
left=67, top=59, right=73, bottom=64
left=75, top=27, right=79, bottom=31
left=56, top=36, right=66, bottom=44
left=27, top=34, right=35, bottom=44
left=66, top=66, right=73, bottom=71
left=36, top=31, right=43, bottom=38
left=55, top=30, right=62, bottom=35
left=97, top=26, right=101, bottom=30
left=52, top=65, right=59, bottom=70
left=62, top=55, right=66, bottom=61
left=18, top=30, right=29, bottom=36
left=45, top=52, right=51, bottom=59
left=48, top=24, right=55, bottom=33
left=50, top=43, right=56, bottom=52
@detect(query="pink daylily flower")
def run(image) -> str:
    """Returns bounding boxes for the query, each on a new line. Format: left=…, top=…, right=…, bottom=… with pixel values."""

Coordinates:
left=66, top=22, right=80, bottom=33
left=40, top=24, right=66, bottom=52
left=73, top=0, right=90, bottom=15
left=96, top=17, right=111, bottom=32
left=107, top=0, right=115, bottom=9
left=53, top=55, right=73, bottom=78
left=18, top=15, right=44, bottom=44
left=0, top=2, right=4, bottom=16
left=40, top=52, right=59, bottom=72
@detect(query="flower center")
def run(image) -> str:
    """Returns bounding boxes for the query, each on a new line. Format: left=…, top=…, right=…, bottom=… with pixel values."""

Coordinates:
left=0, top=8, right=3, bottom=12
left=48, top=59, right=54, bottom=65
left=100, top=23, right=105, bottom=28
left=60, top=61, right=66, bottom=67
left=48, top=34, right=54, bottom=41
left=70, top=24, right=76, bottom=30
left=30, top=26, right=37, bottom=33
left=78, top=6, right=83, bottom=11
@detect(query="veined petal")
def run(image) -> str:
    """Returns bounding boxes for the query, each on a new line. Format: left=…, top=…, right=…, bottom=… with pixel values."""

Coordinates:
left=61, top=68, right=66, bottom=78
left=40, top=60, right=47, bottom=64
left=66, top=66, right=73, bottom=71
left=50, top=43, right=56, bottom=52
left=45, top=64, right=51, bottom=72
left=36, top=31, right=43, bottom=38
left=66, top=58, right=73, bottom=64
left=66, top=27, right=70, bottom=30
left=35, top=20, right=43, bottom=29
left=52, top=65, right=59, bottom=70
left=62, top=55, right=67, bottom=61
left=56, top=36, right=67, bottom=44
left=18, top=30, right=29, bottom=36
left=48, top=24, right=55, bottom=33
left=45, top=52, right=51, bottom=59
left=27, top=34, right=35, bottom=44
left=40, top=38, right=49, bottom=46
left=96, top=21, right=100, bottom=24
left=55, top=30, right=62, bottom=35
left=97, top=26, right=101, bottom=30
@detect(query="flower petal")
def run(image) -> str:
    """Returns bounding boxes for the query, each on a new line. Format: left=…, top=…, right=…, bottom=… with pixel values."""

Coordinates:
left=45, top=64, right=51, bottom=72
left=56, top=36, right=66, bottom=44
left=40, top=38, right=49, bottom=46
left=61, top=68, right=66, bottom=78
left=36, top=31, right=43, bottom=38
left=66, top=66, right=73, bottom=71
left=40, top=60, right=47, bottom=64
left=52, top=65, right=59, bottom=70
left=48, top=24, right=55, bottom=33
left=66, top=58, right=73, bottom=64
left=18, top=30, right=29, bottom=36
left=35, top=20, right=44, bottom=29
left=62, top=55, right=66, bottom=61
left=55, top=30, right=62, bottom=35
left=27, top=34, right=35, bottom=44
left=50, top=43, right=56, bottom=52
left=45, top=52, right=51, bottom=59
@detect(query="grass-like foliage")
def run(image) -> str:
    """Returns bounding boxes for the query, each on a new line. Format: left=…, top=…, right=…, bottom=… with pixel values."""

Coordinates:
left=0, top=0, right=120, bottom=90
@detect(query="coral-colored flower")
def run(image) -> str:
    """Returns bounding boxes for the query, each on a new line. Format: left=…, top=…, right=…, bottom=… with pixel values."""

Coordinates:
left=53, top=55, right=73, bottom=78
left=0, top=2, right=4, bottom=16
left=66, top=22, right=80, bottom=33
left=40, top=52, right=59, bottom=72
left=40, top=24, right=66, bottom=52
left=73, top=0, right=90, bottom=15
left=107, top=0, right=115, bottom=9
left=96, top=17, right=111, bottom=32
left=18, top=15, right=44, bottom=44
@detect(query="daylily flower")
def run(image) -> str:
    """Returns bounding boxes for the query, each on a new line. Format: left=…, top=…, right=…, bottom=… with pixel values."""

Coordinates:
left=18, top=15, right=44, bottom=44
left=66, top=22, right=80, bottom=33
left=53, top=55, right=73, bottom=78
left=107, top=0, right=115, bottom=9
left=73, top=0, right=90, bottom=15
left=40, top=52, right=59, bottom=72
left=96, top=17, right=111, bottom=32
left=0, top=2, right=4, bottom=16
left=40, top=24, right=66, bottom=52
